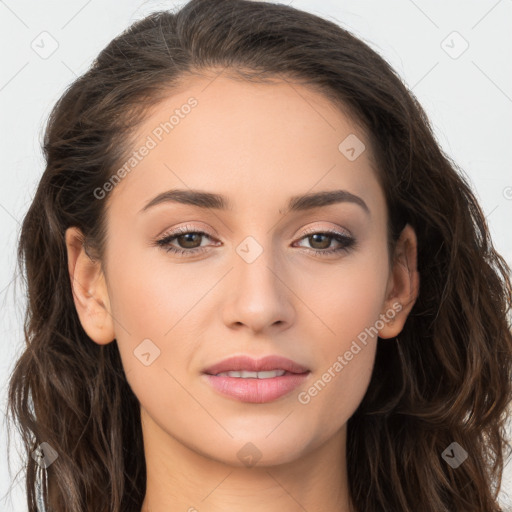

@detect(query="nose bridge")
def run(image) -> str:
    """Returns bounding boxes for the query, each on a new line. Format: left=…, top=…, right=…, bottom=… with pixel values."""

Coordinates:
left=222, top=230, right=294, bottom=331
left=234, top=231, right=282, bottom=297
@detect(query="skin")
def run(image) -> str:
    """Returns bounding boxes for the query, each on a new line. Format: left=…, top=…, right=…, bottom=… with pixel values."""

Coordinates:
left=65, top=71, right=419, bottom=512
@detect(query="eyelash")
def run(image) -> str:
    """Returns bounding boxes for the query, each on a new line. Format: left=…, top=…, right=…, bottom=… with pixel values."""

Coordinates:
left=155, top=224, right=356, bottom=258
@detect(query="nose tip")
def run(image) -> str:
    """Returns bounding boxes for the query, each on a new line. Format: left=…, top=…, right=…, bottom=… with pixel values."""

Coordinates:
left=222, top=257, right=294, bottom=334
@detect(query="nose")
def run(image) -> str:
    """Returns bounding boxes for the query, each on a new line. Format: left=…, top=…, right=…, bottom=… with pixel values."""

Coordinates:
left=221, top=240, right=295, bottom=335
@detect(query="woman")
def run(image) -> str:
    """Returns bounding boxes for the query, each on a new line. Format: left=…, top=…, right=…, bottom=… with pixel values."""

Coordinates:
left=7, top=0, right=512, bottom=510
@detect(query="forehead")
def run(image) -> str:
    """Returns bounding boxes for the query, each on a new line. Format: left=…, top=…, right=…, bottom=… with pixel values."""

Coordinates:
left=106, top=74, right=383, bottom=218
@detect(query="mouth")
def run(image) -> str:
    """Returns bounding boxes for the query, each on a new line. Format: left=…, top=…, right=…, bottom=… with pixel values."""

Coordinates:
left=202, top=355, right=311, bottom=403
left=212, top=369, right=292, bottom=378
left=203, top=354, right=310, bottom=375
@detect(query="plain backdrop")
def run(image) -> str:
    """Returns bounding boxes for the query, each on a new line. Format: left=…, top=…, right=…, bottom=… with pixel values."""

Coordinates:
left=1, top=0, right=511, bottom=510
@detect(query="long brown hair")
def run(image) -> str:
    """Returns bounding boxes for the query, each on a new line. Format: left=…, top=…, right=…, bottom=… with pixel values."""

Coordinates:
left=6, top=0, right=512, bottom=510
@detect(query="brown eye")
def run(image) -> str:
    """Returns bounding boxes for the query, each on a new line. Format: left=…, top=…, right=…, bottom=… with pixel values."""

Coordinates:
left=307, top=233, right=332, bottom=250
left=156, top=228, right=215, bottom=256
left=175, top=233, right=204, bottom=249
left=294, top=230, right=356, bottom=257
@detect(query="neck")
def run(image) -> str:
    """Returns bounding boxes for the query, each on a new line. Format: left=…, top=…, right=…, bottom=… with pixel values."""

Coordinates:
left=139, top=408, right=353, bottom=512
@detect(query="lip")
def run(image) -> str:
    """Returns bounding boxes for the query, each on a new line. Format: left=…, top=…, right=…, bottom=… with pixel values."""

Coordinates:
left=203, top=355, right=310, bottom=375
left=202, top=355, right=311, bottom=403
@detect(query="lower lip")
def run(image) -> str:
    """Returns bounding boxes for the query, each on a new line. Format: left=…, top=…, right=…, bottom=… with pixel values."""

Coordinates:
left=203, top=372, right=310, bottom=403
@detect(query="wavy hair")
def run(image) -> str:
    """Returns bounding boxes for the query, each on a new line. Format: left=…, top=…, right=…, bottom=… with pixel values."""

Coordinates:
left=6, top=0, right=512, bottom=510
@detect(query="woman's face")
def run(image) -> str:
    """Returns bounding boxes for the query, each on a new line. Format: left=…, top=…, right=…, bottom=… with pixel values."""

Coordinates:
left=67, top=72, right=417, bottom=467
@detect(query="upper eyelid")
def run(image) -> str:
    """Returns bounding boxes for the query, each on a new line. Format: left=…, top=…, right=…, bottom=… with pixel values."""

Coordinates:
left=159, top=231, right=347, bottom=245
left=157, top=224, right=214, bottom=239
left=299, top=225, right=351, bottom=238
left=159, top=223, right=352, bottom=240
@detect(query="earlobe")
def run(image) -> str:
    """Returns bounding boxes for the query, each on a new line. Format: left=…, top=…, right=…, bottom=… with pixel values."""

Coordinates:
left=378, top=223, right=420, bottom=339
left=65, top=226, right=115, bottom=345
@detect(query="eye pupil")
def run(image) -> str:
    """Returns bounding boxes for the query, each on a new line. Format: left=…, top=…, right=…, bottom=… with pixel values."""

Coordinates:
left=178, top=233, right=202, bottom=248
left=309, top=234, right=331, bottom=249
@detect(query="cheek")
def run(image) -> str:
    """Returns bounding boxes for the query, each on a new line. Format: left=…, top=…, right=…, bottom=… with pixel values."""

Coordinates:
left=292, top=252, right=387, bottom=421
left=296, top=265, right=383, bottom=428
left=297, top=340, right=377, bottom=445
left=297, top=249, right=389, bottom=348
left=105, top=247, right=212, bottom=403
left=108, top=242, right=206, bottom=335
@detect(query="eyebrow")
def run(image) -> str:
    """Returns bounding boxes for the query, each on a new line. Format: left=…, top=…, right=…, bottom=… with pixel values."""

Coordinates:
left=139, top=188, right=370, bottom=216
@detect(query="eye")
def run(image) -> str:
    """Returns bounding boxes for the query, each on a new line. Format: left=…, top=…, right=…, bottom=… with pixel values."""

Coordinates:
left=155, top=226, right=356, bottom=258
left=293, top=229, right=356, bottom=257
left=155, top=225, right=217, bottom=256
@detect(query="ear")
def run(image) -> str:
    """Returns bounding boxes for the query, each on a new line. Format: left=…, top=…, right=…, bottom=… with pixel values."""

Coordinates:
left=378, top=223, right=420, bottom=339
left=65, top=226, right=115, bottom=345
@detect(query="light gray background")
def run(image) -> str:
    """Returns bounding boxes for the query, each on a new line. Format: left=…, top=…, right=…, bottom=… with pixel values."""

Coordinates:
left=1, top=0, right=511, bottom=510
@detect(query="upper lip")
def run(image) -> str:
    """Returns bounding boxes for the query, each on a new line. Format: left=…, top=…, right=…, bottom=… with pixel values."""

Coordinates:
left=203, top=355, right=310, bottom=375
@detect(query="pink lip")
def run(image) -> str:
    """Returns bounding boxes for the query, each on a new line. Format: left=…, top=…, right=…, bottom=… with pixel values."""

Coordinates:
left=203, top=355, right=310, bottom=375
left=203, top=372, right=310, bottom=403
left=202, top=355, right=311, bottom=403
